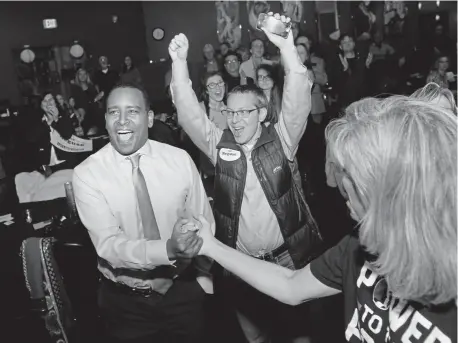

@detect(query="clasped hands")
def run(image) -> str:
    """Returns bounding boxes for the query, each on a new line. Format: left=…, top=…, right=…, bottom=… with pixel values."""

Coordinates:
left=167, top=215, right=215, bottom=260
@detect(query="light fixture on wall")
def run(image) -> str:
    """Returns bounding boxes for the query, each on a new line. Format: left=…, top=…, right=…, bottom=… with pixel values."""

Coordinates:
left=418, top=2, right=422, bottom=10
left=112, top=15, right=118, bottom=24
left=20, top=45, right=35, bottom=63
left=69, top=41, right=85, bottom=59
left=436, top=1, right=440, bottom=7
left=435, top=14, right=441, bottom=21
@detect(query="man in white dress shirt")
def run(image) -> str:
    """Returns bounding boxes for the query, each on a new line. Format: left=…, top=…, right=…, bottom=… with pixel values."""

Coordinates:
left=73, top=83, right=214, bottom=343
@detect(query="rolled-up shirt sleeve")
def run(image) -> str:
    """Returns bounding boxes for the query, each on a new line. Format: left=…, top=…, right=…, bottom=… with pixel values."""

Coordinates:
left=275, top=64, right=313, bottom=161
left=73, top=168, right=172, bottom=270
left=171, top=78, right=222, bottom=165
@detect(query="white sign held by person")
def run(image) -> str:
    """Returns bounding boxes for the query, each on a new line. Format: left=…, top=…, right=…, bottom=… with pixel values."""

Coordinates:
left=50, top=130, right=93, bottom=153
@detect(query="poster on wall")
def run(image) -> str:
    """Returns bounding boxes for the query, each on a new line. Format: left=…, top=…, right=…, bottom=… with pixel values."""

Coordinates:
left=216, top=1, right=242, bottom=49
left=384, top=1, right=408, bottom=37
left=281, top=1, right=303, bottom=40
left=247, top=1, right=270, bottom=40
left=281, top=1, right=303, bottom=23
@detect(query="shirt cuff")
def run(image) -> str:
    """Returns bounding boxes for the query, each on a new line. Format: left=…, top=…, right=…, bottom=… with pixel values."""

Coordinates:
left=145, top=239, right=176, bottom=267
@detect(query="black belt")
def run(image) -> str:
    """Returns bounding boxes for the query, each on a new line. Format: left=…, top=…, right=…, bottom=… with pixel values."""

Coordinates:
left=101, top=275, right=169, bottom=298
left=254, top=244, right=288, bottom=262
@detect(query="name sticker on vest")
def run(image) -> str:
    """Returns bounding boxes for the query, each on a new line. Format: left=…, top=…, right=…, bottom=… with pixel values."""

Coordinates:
left=219, top=148, right=241, bottom=162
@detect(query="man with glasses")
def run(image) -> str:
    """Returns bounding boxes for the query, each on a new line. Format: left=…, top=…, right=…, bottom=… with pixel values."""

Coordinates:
left=169, top=13, right=322, bottom=343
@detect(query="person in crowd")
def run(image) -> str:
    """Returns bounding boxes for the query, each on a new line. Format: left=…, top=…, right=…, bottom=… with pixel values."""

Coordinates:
left=198, top=71, right=227, bottom=196
left=202, top=44, right=221, bottom=74
left=330, top=34, right=373, bottom=109
left=169, top=12, right=322, bottom=343
left=70, top=68, right=101, bottom=134
left=222, top=51, right=242, bottom=92
left=13, top=93, right=81, bottom=203
left=294, top=42, right=327, bottom=201
left=367, top=31, right=400, bottom=95
left=239, top=38, right=275, bottom=81
left=218, top=42, right=230, bottom=59
left=430, top=23, right=455, bottom=57
left=236, top=46, right=251, bottom=62
left=256, top=64, right=281, bottom=124
left=195, top=87, right=458, bottom=343
left=148, top=112, right=180, bottom=147
left=55, top=93, right=85, bottom=137
left=369, top=31, right=395, bottom=63
left=73, top=82, right=214, bottom=343
left=93, top=55, right=119, bottom=106
left=20, top=93, right=80, bottom=173
left=295, top=40, right=328, bottom=125
left=120, top=55, right=142, bottom=86
left=427, top=54, right=456, bottom=90
left=199, top=72, right=227, bottom=130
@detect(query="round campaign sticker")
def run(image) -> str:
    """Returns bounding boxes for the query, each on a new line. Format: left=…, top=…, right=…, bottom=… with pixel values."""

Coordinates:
left=219, top=148, right=241, bottom=162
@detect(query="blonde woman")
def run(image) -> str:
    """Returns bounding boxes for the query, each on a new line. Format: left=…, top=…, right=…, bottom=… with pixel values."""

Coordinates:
left=196, top=85, right=457, bottom=342
left=427, top=54, right=455, bottom=89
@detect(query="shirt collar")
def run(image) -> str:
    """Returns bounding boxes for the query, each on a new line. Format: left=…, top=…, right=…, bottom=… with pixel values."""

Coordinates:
left=111, top=139, right=153, bottom=165
left=241, top=124, right=262, bottom=153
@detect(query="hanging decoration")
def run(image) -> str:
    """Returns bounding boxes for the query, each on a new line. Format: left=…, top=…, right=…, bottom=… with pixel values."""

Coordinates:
left=216, top=1, right=241, bottom=49
left=20, top=46, right=35, bottom=64
left=69, top=41, right=84, bottom=59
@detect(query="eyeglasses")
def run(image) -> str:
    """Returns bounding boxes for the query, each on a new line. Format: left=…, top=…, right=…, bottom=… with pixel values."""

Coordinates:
left=221, top=107, right=263, bottom=119
left=207, top=81, right=225, bottom=89
left=257, top=75, right=272, bottom=82
left=225, top=59, right=239, bottom=65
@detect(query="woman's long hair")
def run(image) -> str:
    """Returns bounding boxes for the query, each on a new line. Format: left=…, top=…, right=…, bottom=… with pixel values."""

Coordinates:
left=122, top=56, right=135, bottom=73
left=432, top=54, right=449, bottom=72
left=325, top=90, right=457, bottom=306
left=256, top=64, right=282, bottom=124
left=74, top=68, right=93, bottom=88
left=199, top=71, right=226, bottom=115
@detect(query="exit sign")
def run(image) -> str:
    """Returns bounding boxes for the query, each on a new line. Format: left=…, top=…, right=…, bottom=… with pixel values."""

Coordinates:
left=43, top=19, right=58, bottom=29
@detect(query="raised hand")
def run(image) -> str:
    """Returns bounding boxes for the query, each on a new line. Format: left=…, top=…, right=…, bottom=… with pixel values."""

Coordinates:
left=167, top=218, right=203, bottom=260
left=169, top=33, right=189, bottom=62
left=262, top=12, right=294, bottom=51
left=365, top=52, right=373, bottom=68
left=41, top=94, right=59, bottom=124
left=339, top=54, right=349, bottom=72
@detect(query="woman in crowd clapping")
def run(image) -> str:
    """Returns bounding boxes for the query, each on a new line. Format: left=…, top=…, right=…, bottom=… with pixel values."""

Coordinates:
left=427, top=54, right=456, bottom=90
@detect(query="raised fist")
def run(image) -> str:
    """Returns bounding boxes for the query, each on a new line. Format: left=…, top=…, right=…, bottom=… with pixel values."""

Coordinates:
left=168, top=33, right=189, bottom=62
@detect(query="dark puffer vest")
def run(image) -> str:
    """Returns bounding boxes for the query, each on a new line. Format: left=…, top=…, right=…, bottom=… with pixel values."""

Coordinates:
left=213, top=124, right=323, bottom=272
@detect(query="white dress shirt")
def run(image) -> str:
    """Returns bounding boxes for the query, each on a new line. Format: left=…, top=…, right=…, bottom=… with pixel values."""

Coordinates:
left=73, top=139, right=214, bottom=289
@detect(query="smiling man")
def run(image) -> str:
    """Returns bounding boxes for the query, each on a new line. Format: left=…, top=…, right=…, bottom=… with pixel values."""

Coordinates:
left=72, top=83, right=215, bottom=343
left=170, top=13, right=323, bottom=343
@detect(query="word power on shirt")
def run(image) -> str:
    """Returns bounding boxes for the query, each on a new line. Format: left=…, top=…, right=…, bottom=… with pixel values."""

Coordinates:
left=345, top=262, right=453, bottom=343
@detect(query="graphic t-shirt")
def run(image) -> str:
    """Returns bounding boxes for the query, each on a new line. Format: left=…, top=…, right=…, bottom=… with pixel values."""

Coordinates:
left=310, top=234, right=457, bottom=343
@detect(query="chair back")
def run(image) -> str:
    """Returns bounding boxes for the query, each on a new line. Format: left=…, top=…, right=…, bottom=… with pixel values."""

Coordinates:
left=20, top=237, right=75, bottom=342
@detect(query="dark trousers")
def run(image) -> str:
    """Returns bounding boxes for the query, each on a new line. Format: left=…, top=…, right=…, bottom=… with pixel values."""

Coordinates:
left=219, top=251, right=312, bottom=342
left=98, top=277, right=207, bottom=343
